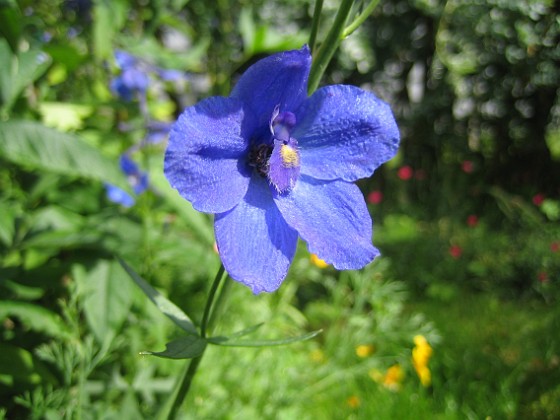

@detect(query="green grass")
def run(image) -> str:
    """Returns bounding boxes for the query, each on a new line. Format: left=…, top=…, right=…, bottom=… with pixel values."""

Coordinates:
left=410, top=290, right=560, bottom=419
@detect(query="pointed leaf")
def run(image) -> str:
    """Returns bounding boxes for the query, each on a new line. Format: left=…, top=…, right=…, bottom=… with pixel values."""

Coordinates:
left=208, top=329, right=322, bottom=347
left=0, top=45, right=52, bottom=113
left=0, top=120, right=129, bottom=191
left=118, top=257, right=199, bottom=335
left=142, top=336, right=207, bottom=359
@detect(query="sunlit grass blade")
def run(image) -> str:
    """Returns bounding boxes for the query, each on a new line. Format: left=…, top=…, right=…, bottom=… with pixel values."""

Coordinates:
left=117, top=257, right=199, bottom=335
left=141, top=336, right=207, bottom=359
left=208, top=329, right=323, bottom=347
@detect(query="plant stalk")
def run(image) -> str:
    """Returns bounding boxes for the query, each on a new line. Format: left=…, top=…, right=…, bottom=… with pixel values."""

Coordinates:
left=162, top=264, right=226, bottom=419
left=307, top=0, right=354, bottom=94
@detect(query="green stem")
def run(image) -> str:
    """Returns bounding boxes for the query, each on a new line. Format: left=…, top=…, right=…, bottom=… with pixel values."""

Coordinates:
left=201, top=264, right=225, bottom=338
left=308, top=0, right=324, bottom=54
left=307, top=0, right=354, bottom=94
left=166, top=355, right=204, bottom=420
left=207, top=273, right=232, bottom=333
left=342, top=0, right=381, bottom=38
left=162, top=264, right=226, bottom=419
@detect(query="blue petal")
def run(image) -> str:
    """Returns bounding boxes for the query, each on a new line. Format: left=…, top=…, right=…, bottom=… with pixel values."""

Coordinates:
left=133, top=172, right=149, bottom=195
left=164, top=97, right=255, bottom=213
left=293, top=85, right=400, bottom=182
left=119, top=154, right=139, bottom=176
left=215, top=176, right=298, bottom=294
left=274, top=175, right=379, bottom=269
left=114, top=50, right=136, bottom=69
left=110, top=77, right=133, bottom=101
left=122, top=68, right=149, bottom=93
left=231, top=46, right=311, bottom=127
left=105, top=184, right=135, bottom=208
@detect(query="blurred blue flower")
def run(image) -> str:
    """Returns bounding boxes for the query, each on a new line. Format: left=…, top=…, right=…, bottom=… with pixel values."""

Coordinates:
left=164, top=46, right=400, bottom=293
left=110, top=50, right=188, bottom=102
left=105, top=154, right=148, bottom=207
left=110, top=51, right=150, bottom=101
left=105, top=184, right=135, bottom=208
left=144, top=120, right=173, bottom=145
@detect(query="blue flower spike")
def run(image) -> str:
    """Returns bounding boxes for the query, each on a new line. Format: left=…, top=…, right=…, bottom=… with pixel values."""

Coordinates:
left=165, top=46, right=400, bottom=294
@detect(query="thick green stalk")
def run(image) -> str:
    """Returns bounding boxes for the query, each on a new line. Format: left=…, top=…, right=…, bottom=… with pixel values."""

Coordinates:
left=307, top=0, right=354, bottom=94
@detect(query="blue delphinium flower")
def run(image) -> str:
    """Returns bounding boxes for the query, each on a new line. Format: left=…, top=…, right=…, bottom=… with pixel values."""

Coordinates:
left=105, top=154, right=149, bottom=207
left=164, top=46, right=400, bottom=293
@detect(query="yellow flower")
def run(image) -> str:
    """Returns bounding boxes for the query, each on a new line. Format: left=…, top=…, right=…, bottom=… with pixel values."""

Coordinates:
left=310, top=253, right=329, bottom=268
left=412, top=335, right=433, bottom=387
left=346, top=395, right=361, bottom=408
left=383, top=364, right=404, bottom=391
left=355, top=344, right=375, bottom=358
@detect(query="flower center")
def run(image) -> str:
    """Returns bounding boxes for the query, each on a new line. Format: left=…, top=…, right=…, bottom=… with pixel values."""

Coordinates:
left=247, top=107, right=301, bottom=193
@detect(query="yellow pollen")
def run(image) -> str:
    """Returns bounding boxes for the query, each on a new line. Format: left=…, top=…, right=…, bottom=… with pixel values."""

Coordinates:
left=280, top=144, right=299, bottom=167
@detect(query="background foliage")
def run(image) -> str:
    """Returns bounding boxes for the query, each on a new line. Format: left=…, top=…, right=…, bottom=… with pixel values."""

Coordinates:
left=1, top=0, right=559, bottom=418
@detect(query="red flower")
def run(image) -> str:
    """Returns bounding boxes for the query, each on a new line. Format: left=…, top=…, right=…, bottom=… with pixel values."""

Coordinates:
left=449, top=245, right=462, bottom=259
left=551, top=242, right=559, bottom=253
left=397, top=166, right=413, bottom=181
left=367, top=190, right=383, bottom=204
left=467, top=215, right=478, bottom=227
left=532, top=194, right=545, bottom=206
left=461, top=160, right=474, bottom=173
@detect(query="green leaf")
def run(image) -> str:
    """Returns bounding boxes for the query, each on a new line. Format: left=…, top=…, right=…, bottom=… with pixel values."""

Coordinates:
left=117, top=258, right=199, bottom=335
left=0, top=120, right=129, bottom=191
left=73, top=259, right=135, bottom=343
left=142, top=335, right=207, bottom=359
left=0, top=38, right=14, bottom=110
left=0, top=301, right=70, bottom=339
left=0, top=43, right=52, bottom=113
left=2, top=280, right=45, bottom=300
left=0, top=203, right=15, bottom=246
left=208, top=329, right=323, bottom=347
left=22, top=229, right=102, bottom=250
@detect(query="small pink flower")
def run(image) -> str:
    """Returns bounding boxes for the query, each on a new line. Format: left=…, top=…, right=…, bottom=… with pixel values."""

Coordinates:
left=532, top=194, right=545, bottom=206
left=467, top=215, right=478, bottom=227
left=551, top=242, right=559, bottom=253
left=367, top=190, right=383, bottom=204
left=449, top=245, right=462, bottom=259
left=461, top=160, right=474, bottom=173
left=538, top=272, right=549, bottom=283
left=397, top=166, right=413, bottom=181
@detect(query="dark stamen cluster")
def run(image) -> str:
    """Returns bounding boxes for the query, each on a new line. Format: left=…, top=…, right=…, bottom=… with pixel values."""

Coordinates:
left=248, top=143, right=273, bottom=177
